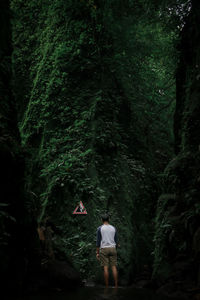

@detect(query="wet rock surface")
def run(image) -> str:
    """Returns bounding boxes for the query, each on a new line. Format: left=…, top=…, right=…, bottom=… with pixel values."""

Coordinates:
left=42, top=259, right=81, bottom=288
left=14, top=286, right=190, bottom=300
left=24, top=259, right=81, bottom=293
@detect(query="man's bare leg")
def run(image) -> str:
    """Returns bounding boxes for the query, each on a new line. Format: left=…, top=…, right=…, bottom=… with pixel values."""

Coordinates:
left=111, top=266, right=118, bottom=288
left=103, top=266, right=109, bottom=287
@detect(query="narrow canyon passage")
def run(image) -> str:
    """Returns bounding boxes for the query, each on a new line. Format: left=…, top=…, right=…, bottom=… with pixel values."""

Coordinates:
left=1, top=1, right=200, bottom=300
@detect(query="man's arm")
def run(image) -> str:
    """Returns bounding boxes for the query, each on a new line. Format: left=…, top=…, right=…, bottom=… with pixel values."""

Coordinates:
left=96, top=227, right=102, bottom=259
left=114, top=228, right=119, bottom=248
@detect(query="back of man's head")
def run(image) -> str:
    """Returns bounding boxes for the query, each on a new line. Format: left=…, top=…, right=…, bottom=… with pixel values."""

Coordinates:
left=101, top=213, right=109, bottom=222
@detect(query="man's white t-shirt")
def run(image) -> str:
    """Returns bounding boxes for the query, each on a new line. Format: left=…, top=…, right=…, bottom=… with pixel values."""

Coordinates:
left=96, top=224, right=117, bottom=248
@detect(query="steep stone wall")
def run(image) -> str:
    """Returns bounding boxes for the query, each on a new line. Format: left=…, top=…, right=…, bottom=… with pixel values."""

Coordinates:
left=0, top=0, right=27, bottom=291
left=153, top=0, right=200, bottom=289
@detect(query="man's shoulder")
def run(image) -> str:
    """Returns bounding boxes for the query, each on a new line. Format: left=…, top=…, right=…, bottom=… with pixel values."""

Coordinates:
left=109, top=225, right=117, bottom=232
left=97, top=225, right=103, bottom=231
left=108, top=224, right=116, bottom=229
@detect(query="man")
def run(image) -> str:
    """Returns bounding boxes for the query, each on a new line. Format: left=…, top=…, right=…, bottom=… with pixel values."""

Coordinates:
left=96, top=213, right=118, bottom=288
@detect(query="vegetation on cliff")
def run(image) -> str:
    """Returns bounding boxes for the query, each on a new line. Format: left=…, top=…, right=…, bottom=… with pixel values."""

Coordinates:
left=10, top=0, right=179, bottom=282
left=153, top=1, right=200, bottom=288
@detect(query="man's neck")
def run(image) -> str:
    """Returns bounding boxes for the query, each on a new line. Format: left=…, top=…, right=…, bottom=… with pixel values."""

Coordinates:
left=103, top=221, right=109, bottom=225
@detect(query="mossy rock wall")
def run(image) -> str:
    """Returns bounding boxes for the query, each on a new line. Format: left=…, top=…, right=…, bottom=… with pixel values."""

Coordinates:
left=153, top=0, right=200, bottom=284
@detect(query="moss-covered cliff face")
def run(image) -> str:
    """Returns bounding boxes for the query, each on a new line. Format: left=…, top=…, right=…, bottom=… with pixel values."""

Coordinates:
left=153, top=0, right=200, bottom=286
left=10, top=0, right=176, bottom=283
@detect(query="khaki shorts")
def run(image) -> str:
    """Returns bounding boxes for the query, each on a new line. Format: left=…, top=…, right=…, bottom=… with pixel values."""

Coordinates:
left=100, top=247, right=117, bottom=267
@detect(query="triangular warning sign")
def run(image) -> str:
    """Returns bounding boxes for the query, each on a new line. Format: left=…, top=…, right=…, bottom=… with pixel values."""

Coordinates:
left=73, top=201, right=87, bottom=214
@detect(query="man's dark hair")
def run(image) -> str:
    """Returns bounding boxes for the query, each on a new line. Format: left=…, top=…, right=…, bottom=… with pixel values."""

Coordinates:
left=101, top=213, right=109, bottom=222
